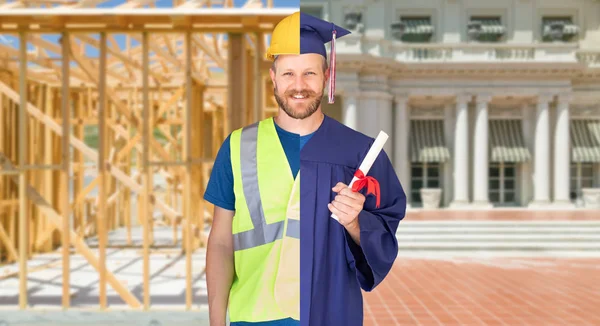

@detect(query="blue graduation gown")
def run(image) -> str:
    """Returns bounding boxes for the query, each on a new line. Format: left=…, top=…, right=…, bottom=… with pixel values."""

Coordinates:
left=300, top=115, right=407, bottom=326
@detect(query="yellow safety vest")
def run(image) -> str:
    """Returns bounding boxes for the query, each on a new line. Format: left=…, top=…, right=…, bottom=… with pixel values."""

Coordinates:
left=228, top=117, right=300, bottom=323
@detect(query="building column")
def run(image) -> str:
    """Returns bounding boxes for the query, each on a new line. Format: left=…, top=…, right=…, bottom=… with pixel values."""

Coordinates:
left=450, top=94, right=470, bottom=207
left=473, top=94, right=492, bottom=207
left=357, top=91, right=393, bottom=155
left=529, top=94, right=553, bottom=207
left=394, top=95, right=411, bottom=207
left=553, top=93, right=573, bottom=207
left=342, top=93, right=358, bottom=130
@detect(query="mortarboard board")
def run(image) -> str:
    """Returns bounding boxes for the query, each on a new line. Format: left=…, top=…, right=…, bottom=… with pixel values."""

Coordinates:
left=266, top=12, right=351, bottom=104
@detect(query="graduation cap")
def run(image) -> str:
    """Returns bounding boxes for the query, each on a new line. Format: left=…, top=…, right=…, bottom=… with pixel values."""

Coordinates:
left=266, top=12, right=351, bottom=104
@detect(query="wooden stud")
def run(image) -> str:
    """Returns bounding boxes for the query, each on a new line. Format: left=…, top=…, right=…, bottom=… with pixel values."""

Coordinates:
left=142, top=30, right=151, bottom=310
left=18, top=29, right=28, bottom=310
left=184, top=29, right=193, bottom=310
left=226, top=32, right=245, bottom=133
left=97, top=31, right=108, bottom=310
left=61, top=31, right=71, bottom=309
left=75, top=91, right=84, bottom=240
left=255, top=32, right=263, bottom=123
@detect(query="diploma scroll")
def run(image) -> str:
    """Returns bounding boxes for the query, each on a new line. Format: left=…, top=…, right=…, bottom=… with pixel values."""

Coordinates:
left=331, top=131, right=389, bottom=222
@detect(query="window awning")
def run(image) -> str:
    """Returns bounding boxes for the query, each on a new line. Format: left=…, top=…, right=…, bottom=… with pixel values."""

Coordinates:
left=470, top=18, right=505, bottom=34
left=410, top=120, right=450, bottom=163
left=489, top=120, right=531, bottom=162
left=401, top=18, right=434, bottom=35
left=571, top=119, right=600, bottom=162
left=543, top=18, right=579, bottom=36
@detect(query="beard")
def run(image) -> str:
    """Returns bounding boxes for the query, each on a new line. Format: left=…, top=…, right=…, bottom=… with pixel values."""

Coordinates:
left=274, top=84, right=323, bottom=120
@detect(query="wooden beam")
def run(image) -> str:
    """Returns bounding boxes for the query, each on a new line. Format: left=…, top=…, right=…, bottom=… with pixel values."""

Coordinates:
left=60, top=30, right=71, bottom=309
left=0, top=222, right=18, bottom=262
left=254, top=32, right=263, bottom=123
left=227, top=32, right=245, bottom=132
left=18, top=29, right=28, bottom=310
left=184, top=29, right=193, bottom=310
left=0, top=8, right=293, bottom=30
left=142, top=30, right=151, bottom=310
left=97, top=31, right=108, bottom=309
left=0, top=153, right=142, bottom=308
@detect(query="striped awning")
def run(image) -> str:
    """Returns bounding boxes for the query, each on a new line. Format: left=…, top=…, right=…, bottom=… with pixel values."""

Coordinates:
left=489, top=120, right=531, bottom=162
left=401, top=18, right=434, bottom=35
left=543, top=18, right=579, bottom=36
left=410, top=120, right=450, bottom=163
left=470, top=18, right=505, bottom=35
left=571, top=119, right=600, bottom=162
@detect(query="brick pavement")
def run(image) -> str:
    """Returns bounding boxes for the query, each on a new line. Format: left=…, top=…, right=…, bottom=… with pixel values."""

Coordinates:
left=363, top=257, right=600, bottom=325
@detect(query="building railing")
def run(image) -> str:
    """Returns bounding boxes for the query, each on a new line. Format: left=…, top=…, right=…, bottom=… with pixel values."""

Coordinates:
left=576, top=50, right=600, bottom=68
left=384, top=42, right=586, bottom=63
left=340, top=39, right=600, bottom=67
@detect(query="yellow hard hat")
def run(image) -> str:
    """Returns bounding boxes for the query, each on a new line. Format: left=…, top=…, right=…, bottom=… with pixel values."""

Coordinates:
left=265, top=11, right=300, bottom=60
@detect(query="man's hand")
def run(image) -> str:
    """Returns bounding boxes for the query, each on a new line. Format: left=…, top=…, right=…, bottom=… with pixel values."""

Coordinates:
left=328, top=182, right=364, bottom=244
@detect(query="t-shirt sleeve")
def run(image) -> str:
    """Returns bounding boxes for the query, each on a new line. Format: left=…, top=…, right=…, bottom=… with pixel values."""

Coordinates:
left=203, top=134, right=235, bottom=211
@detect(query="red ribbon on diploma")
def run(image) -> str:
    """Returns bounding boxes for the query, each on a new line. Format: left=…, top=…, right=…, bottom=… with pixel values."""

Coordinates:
left=351, top=169, right=381, bottom=208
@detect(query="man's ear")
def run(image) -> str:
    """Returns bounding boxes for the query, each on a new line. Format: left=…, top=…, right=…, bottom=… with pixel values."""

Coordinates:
left=269, top=68, right=276, bottom=85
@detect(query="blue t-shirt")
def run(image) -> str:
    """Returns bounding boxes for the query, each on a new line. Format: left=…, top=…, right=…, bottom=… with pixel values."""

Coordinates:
left=204, top=122, right=313, bottom=212
left=203, top=122, right=312, bottom=326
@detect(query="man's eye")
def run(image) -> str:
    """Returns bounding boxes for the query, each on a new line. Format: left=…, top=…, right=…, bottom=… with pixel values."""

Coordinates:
left=283, top=72, right=292, bottom=76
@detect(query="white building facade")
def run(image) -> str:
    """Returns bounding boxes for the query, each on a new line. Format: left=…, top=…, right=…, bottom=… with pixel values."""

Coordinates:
left=301, top=0, right=600, bottom=209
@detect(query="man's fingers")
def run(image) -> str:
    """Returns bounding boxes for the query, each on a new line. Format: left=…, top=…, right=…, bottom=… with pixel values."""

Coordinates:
left=328, top=203, right=345, bottom=219
left=332, top=182, right=346, bottom=192
left=339, top=187, right=360, bottom=199
left=335, top=194, right=363, bottom=211
left=331, top=198, right=353, bottom=215
left=339, top=188, right=366, bottom=203
left=334, top=194, right=354, bottom=206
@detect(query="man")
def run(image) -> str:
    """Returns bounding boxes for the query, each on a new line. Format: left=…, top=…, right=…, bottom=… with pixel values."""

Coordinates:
left=204, top=11, right=406, bottom=326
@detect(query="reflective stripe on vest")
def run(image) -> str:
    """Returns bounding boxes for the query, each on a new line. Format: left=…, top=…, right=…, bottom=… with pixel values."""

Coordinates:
left=233, top=122, right=299, bottom=252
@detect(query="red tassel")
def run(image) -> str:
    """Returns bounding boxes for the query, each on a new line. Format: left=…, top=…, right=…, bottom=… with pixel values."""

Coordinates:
left=351, top=169, right=381, bottom=208
left=328, top=29, right=337, bottom=104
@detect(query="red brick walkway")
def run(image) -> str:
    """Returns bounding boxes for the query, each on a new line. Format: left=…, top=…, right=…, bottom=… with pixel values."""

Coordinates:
left=363, top=257, right=600, bottom=325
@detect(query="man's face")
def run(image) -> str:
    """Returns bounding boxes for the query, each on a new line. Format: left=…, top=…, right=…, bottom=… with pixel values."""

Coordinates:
left=269, top=53, right=328, bottom=120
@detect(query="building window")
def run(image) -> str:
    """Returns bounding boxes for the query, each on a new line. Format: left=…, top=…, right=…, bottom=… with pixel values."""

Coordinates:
left=467, top=16, right=505, bottom=42
left=542, top=17, right=579, bottom=42
left=570, top=163, right=597, bottom=200
left=397, top=16, right=434, bottom=43
left=300, top=6, right=323, bottom=19
left=410, top=162, right=442, bottom=204
left=489, top=162, right=517, bottom=205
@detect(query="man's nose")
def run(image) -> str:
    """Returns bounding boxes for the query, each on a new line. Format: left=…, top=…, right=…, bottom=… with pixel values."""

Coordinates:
left=292, top=75, right=307, bottom=90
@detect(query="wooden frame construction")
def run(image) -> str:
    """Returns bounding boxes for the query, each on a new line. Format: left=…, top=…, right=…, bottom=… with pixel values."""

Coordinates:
left=0, top=0, right=289, bottom=311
